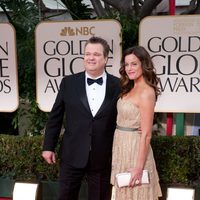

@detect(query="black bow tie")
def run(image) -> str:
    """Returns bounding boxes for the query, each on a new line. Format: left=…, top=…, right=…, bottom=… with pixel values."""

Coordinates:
left=87, top=77, right=103, bottom=85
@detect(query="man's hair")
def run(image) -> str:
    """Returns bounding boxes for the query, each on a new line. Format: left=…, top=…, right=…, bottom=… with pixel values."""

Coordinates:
left=85, top=36, right=110, bottom=58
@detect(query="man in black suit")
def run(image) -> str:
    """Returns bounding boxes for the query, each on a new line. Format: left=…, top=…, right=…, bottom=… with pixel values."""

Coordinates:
left=42, top=36, right=120, bottom=200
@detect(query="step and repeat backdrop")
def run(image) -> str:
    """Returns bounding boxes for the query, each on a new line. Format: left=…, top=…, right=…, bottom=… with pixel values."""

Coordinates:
left=139, top=15, right=200, bottom=113
left=35, top=20, right=122, bottom=112
left=0, top=23, right=19, bottom=112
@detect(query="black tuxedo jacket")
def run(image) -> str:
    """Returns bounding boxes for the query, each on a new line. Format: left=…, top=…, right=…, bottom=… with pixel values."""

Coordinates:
left=43, top=72, right=120, bottom=169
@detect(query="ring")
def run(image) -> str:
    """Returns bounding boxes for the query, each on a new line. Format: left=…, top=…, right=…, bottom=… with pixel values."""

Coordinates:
left=135, top=179, right=139, bottom=185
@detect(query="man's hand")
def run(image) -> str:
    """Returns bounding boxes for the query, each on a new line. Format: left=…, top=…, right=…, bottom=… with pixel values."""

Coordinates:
left=42, top=151, right=56, bottom=164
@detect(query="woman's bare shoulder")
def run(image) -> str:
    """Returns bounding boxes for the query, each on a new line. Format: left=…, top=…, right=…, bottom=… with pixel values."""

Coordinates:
left=139, top=85, right=155, bottom=104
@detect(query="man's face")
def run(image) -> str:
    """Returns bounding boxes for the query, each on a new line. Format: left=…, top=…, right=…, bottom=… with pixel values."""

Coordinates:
left=84, top=43, right=107, bottom=77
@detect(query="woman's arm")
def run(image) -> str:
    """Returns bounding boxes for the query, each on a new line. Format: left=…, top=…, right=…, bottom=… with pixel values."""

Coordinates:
left=129, top=87, right=155, bottom=187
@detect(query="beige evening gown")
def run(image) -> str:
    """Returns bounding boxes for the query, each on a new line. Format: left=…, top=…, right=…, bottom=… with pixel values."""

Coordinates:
left=111, top=98, right=162, bottom=200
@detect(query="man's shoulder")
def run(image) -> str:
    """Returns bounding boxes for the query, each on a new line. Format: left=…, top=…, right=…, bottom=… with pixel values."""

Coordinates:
left=107, top=73, right=120, bottom=88
left=106, top=73, right=120, bottom=92
left=62, top=72, right=84, bottom=82
left=107, top=73, right=119, bottom=81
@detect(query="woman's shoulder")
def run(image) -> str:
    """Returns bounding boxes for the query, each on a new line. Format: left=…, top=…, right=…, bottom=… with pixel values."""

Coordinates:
left=139, top=84, right=155, bottom=103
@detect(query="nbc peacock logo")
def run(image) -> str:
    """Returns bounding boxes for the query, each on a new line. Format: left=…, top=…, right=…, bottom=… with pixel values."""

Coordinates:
left=60, top=26, right=95, bottom=36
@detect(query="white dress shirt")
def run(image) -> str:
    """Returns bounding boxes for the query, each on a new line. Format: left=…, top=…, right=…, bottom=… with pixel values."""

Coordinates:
left=85, top=71, right=107, bottom=117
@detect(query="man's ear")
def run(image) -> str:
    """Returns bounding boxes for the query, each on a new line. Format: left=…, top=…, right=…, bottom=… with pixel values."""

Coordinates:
left=105, top=57, right=108, bottom=64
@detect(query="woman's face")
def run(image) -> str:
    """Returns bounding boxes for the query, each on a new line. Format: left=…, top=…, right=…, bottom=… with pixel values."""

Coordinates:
left=124, top=53, right=143, bottom=80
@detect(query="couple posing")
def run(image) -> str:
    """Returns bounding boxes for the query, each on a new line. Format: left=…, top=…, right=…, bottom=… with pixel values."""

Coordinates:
left=42, top=36, right=162, bottom=200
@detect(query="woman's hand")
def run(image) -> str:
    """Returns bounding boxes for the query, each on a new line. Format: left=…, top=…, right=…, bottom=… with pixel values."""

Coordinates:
left=128, top=168, right=143, bottom=187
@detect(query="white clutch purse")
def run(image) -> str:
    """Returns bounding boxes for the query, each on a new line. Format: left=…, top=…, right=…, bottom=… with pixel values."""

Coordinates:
left=115, top=170, right=149, bottom=188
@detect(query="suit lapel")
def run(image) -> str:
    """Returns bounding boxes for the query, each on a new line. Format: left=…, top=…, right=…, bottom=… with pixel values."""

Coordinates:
left=75, top=72, right=91, bottom=114
left=75, top=72, right=116, bottom=117
left=95, top=73, right=115, bottom=117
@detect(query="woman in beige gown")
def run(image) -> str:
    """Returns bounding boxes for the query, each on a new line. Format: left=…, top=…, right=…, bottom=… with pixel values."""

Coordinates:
left=111, top=46, right=162, bottom=200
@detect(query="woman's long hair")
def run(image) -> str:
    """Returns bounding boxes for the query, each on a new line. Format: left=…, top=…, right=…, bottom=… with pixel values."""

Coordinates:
left=119, top=46, right=161, bottom=99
